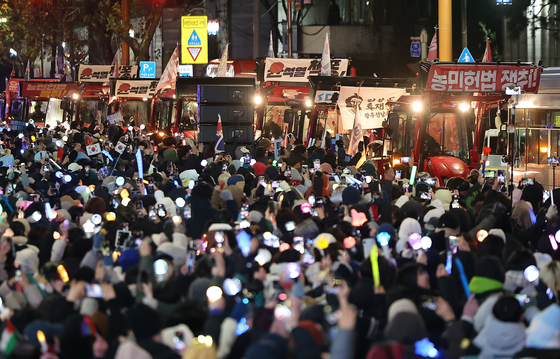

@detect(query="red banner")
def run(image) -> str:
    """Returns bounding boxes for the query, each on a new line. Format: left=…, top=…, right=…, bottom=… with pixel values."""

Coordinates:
left=426, top=64, right=542, bottom=93
left=21, top=82, right=77, bottom=98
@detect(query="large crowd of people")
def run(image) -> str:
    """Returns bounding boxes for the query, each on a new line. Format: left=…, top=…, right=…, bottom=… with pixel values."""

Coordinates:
left=0, top=120, right=558, bottom=359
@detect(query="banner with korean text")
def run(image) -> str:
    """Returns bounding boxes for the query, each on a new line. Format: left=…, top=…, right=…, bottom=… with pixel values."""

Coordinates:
left=78, top=65, right=139, bottom=82
left=264, top=58, right=349, bottom=82
left=115, top=80, right=158, bottom=98
left=338, top=87, right=406, bottom=130
left=21, top=82, right=77, bottom=98
left=426, top=64, right=542, bottom=93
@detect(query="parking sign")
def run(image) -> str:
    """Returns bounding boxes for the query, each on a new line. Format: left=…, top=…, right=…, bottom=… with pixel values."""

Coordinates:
left=139, top=61, right=156, bottom=78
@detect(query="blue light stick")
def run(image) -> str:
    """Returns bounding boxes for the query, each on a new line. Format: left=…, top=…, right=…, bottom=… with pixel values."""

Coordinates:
left=136, top=149, right=143, bottom=180
left=454, top=258, right=471, bottom=298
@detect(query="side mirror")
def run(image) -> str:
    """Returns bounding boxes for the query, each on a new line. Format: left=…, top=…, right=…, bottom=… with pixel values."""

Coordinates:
left=283, top=109, right=293, bottom=124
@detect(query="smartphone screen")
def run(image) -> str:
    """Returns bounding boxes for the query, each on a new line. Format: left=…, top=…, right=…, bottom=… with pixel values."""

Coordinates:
left=85, top=283, right=104, bottom=298
left=157, top=204, right=166, bottom=218
left=314, top=159, right=320, bottom=170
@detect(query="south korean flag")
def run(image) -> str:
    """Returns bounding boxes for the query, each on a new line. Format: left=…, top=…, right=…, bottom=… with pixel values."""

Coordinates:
left=86, top=143, right=102, bottom=156
left=115, top=141, right=126, bottom=154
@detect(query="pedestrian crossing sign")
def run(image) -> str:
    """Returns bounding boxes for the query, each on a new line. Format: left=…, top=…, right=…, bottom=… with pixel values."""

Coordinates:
left=458, top=48, right=475, bottom=63
left=181, top=16, right=208, bottom=64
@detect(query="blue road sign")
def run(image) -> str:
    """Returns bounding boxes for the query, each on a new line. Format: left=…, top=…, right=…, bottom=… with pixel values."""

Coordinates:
left=410, top=42, right=421, bottom=57
left=188, top=30, right=202, bottom=46
left=458, top=48, right=475, bottom=63
left=139, top=61, right=156, bottom=78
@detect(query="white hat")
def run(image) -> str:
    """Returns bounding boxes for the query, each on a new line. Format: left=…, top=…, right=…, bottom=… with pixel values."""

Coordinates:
left=68, top=163, right=83, bottom=173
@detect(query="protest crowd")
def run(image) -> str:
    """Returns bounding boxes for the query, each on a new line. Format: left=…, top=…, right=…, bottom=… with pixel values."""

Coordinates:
left=0, top=120, right=560, bottom=359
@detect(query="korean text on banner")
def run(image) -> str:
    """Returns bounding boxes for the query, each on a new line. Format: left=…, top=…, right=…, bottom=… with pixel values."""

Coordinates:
left=264, top=58, right=349, bottom=82
left=426, top=64, right=542, bottom=93
left=78, top=65, right=138, bottom=82
left=115, top=80, right=158, bottom=98
left=337, top=87, right=406, bottom=130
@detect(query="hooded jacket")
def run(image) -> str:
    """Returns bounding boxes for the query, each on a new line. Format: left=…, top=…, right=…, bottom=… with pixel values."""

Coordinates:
left=473, top=315, right=526, bottom=359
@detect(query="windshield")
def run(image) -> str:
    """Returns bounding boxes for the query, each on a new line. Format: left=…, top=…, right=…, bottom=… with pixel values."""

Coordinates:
left=424, top=112, right=470, bottom=163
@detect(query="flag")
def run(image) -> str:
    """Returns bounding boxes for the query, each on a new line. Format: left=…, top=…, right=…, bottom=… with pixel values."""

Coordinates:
left=111, top=48, right=120, bottom=78
left=482, top=38, right=492, bottom=62
left=24, top=60, right=30, bottom=81
left=215, top=114, right=225, bottom=153
left=282, top=126, right=289, bottom=148
left=86, top=143, right=102, bottom=156
left=216, top=44, right=229, bottom=78
left=268, top=31, right=275, bottom=58
left=155, top=45, right=179, bottom=94
left=321, top=32, right=331, bottom=76
left=348, top=88, right=363, bottom=156
left=115, top=142, right=126, bottom=154
left=427, top=30, right=437, bottom=61
left=0, top=320, right=18, bottom=356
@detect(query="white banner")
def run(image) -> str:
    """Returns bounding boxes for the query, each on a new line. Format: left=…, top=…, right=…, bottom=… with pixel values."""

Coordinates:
left=78, top=65, right=139, bottom=82
left=264, top=58, right=349, bottom=82
left=337, top=87, right=406, bottom=130
left=115, top=80, right=158, bottom=98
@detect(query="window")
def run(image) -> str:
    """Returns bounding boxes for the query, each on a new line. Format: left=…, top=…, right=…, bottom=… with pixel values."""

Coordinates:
left=425, top=112, right=470, bottom=163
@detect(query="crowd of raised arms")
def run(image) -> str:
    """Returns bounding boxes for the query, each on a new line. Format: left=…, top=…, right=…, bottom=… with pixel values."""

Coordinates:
left=0, top=119, right=559, bottom=359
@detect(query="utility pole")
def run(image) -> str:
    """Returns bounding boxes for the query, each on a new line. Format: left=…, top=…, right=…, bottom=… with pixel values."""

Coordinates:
left=122, top=0, right=130, bottom=65
left=253, top=0, right=260, bottom=58
left=438, top=0, right=452, bottom=61
left=287, top=0, right=293, bottom=58
left=461, top=0, right=467, bottom=49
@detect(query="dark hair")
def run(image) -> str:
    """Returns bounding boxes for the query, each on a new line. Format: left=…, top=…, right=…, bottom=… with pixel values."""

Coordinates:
left=493, top=296, right=522, bottom=323
left=191, top=182, right=214, bottom=200
left=255, top=146, right=267, bottom=158
left=10, top=221, right=26, bottom=237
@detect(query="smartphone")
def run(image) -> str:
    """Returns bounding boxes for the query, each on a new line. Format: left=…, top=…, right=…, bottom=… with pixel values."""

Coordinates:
left=426, top=178, right=436, bottom=185
left=316, top=197, right=324, bottom=207
left=272, top=180, right=280, bottom=188
left=115, top=230, right=132, bottom=248
left=308, top=195, right=316, bottom=208
left=240, top=203, right=249, bottom=220
left=214, top=231, right=225, bottom=248
left=268, top=202, right=276, bottom=216
left=14, top=264, right=22, bottom=282
left=157, top=204, right=166, bottom=218
left=6, top=182, right=12, bottom=195
left=17, top=206, right=24, bottom=219
left=302, top=165, right=308, bottom=174
left=43, top=165, right=50, bottom=172
left=174, top=331, right=186, bottom=352
left=420, top=191, right=431, bottom=200
left=544, top=190, right=551, bottom=203
left=497, top=175, right=505, bottom=183
left=395, top=170, right=401, bottom=181
left=133, top=230, right=144, bottom=247
left=452, top=194, right=460, bottom=209
left=258, top=175, right=266, bottom=187
left=149, top=206, right=156, bottom=221
left=303, top=239, right=315, bottom=264
left=285, top=168, right=292, bottom=178
left=314, top=159, right=320, bottom=170
left=136, top=200, right=144, bottom=216
left=183, top=203, right=192, bottom=219
left=449, top=236, right=458, bottom=253
left=153, top=259, right=168, bottom=278
left=85, top=283, right=104, bottom=298
left=186, top=251, right=196, bottom=274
